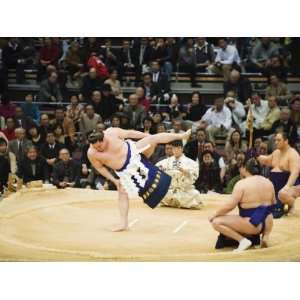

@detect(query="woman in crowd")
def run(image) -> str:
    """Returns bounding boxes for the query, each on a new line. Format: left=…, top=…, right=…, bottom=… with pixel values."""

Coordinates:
left=104, top=68, right=123, bottom=100
left=225, top=130, right=247, bottom=162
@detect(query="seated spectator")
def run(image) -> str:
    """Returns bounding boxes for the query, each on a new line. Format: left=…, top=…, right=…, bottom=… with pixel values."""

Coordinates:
left=40, top=131, right=64, bottom=176
left=224, top=94, right=246, bottom=134
left=123, top=94, right=146, bottom=129
left=104, top=68, right=123, bottom=100
left=263, top=55, right=288, bottom=81
left=196, top=150, right=222, bottom=193
left=64, top=41, right=84, bottom=82
left=184, top=128, right=208, bottom=161
left=50, top=107, right=75, bottom=138
left=8, top=127, right=32, bottom=163
left=156, top=122, right=167, bottom=134
left=98, top=39, right=119, bottom=72
left=38, top=71, right=63, bottom=102
left=0, top=137, right=17, bottom=193
left=194, top=37, right=215, bottom=72
left=224, top=151, right=246, bottom=194
left=271, top=108, right=297, bottom=145
left=136, top=86, right=150, bottom=111
left=156, top=140, right=202, bottom=209
left=224, top=130, right=248, bottom=162
left=21, top=93, right=40, bottom=124
left=247, top=37, right=279, bottom=73
left=185, top=91, right=207, bottom=122
left=139, top=116, right=156, bottom=134
left=79, top=105, right=102, bottom=136
left=290, top=95, right=300, bottom=140
left=0, top=117, right=16, bottom=141
left=13, top=106, right=35, bottom=130
left=1, top=38, right=27, bottom=84
left=223, top=69, right=252, bottom=103
left=257, top=142, right=271, bottom=178
left=52, top=148, right=81, bottom=188
left=203, top=140, right=226, bottom=184
left=140, top=72, right=157, bottom=100
left=200, top=97, right=232, bottom=142
left=166, top=94, right=185, bottom=121
left=53, top=123, right=66, bottom=145
left=0, top=115, right=5, bottom=130
left=27, top=125, right=44, bottom=152
left=150, top=60, right=170, bottom=98
left=17, top=146, right=49, bottom=184
left=110, top=115, right=121, bottom=128
left=208, top=38, right=241, bottom=80
left=87, top=51, right=109, bottom=81
left=101, top=84, right=124, bottom=120
left=169, top=119, right=185, bottom=134
left=0, top=94, right=16, bottom=119
left=265, top=74, right=292, bottom=106
left=80, top=67, right=103, bottom=101
left=37, top=38, right=60, bottom=81
left=39, top=113, right=51, bottom=141
left=255, top=96, right=281, bottom=137
left=66, top=94, right=84, bottom=130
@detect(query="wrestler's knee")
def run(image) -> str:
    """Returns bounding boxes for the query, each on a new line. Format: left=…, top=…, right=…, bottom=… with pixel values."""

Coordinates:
left=278, top=188, right=290, bottom=202
left=211, top=217, right=222, bottom=229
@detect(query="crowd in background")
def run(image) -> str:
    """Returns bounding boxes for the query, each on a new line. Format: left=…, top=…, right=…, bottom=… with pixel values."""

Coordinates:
left=0, top=37, right=300, bottom=196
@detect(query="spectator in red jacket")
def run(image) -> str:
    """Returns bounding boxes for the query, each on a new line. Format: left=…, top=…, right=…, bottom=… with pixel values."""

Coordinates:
left=87, top=52, right=109, bottom=80
left=0, top=117, right=16, bottom=141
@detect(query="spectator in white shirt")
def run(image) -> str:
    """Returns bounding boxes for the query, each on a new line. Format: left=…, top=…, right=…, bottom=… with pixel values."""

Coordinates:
left=208, top=38, right=241, bottom=80
left=199, top=97, right=232, bottom=142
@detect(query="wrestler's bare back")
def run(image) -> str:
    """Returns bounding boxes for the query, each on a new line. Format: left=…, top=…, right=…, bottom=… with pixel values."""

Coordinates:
left=236, top=175, right=275, bottom=209
left=87, top=128, right=128, bottom=170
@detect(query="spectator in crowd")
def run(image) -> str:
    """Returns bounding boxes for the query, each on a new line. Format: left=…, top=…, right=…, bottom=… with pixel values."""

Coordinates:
left=80, top=67, right=103, bottom=101
left=0, top=117, right=16, bottom=141
left=140, top=72, right=156, bottom=100
left=178, top=38, right=199, bottom=87
left=0, top=115, right=5, bottom=130
left=98, top=39, right=119, bottom=72
left=1, top=38, right=27, bottom=84
left=166, top=94, right=184, bottom=121
left=270, top=108, right=297, bottom=145
left=0, top=136, right=17, bottom=193
left=265, top=74, right=292, bottom=106
left=196, top=150, right=222, bottom=193
left=255, top=96, right=281, bottom=137
left=224, top=130, right=247, bottom=162
left=104, top=68, right=123, bottom=100
left=263, top=55, right=288, bottom=81
left=79, top=105, right=102, bottom=135
left=8, top=127, right=32, bottom=162
left=87, top=51, right=109, bottom=81
left=246, top=137, right=264, bottom=159
left=185, top=91, right=207, bottom=122
left=27, top=125, right=44, bottom=151
left=13, top=106, right=35, bottom=130
left=169, top=119, right=185, bottom=134
left=290, top=95, right=300, bottom=140
left=244, top=93, right=269, bottom=139
left=200, top=97, right=232, bottom=142
left=40, top=131, right=63, bottom=175
left=50, top=107, right=75, bottom=138
left=110, top=115, right=121, bottom=128
left=223, top=69, right=252, bottom=103
left=64, top=41, right=84, bottom=83
left=150, top=60, right=170, bottom=97
left=20, top=93, right=40, bottom=124
left=66, top=94, right=84, bottom=130
left=0, top=94, right=16, bottom=119
left=52, top=148, right=81, bottom=188
left=136, top=86, right=150, bottom=111
left=53, top=123, right=65, bottom=145
left=101, top=84, right=123, bottom=120
left=203, top=140, right=226, bottom=185
left=208, top=38, right=241, bottom=80
left=139, top=116, right=156, bottom=134
left=38, top=38, right=60, bottom=81
left=39, top=113, right=51, bottom=141
left=38, top=71, right=63, bottom=102
left=224, top=94, right=246, bottom=134
left=247, top=37, right=279, bottom=73
left=81, top=38, right=100, bottom=62
left=132, top=38, right=152, bottom=78
left=123, top=94, right=147, bottom=129
left=17, top=146, right=49, bottom=184
left=118, top=39, right=138, bottom=85
left=184, top=128, right=208, bottom=161
left=194, top=37, right=215, bottom=72
left=156, top=140, right=202, bottom=209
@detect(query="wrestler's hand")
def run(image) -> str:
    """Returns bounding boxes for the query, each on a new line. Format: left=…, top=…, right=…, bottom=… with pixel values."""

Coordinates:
left=208, top=215, right=215, bottom=223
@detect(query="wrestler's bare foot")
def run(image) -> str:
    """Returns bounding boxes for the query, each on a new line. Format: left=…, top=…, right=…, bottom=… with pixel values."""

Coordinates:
left=112, top=224, right=129, bottom=232
left=182, top=129, right=192, bottom=141
left=261, top=235, right=269, bottom=248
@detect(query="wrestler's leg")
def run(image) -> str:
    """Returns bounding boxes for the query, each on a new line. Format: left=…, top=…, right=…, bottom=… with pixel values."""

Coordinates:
left=261, top=214, right=273, bottom=248
left=112, top=184, right=129, bottom=232
left=278, top=185, right=300, bottom=215
left=136, top=130, right=191, bottom=158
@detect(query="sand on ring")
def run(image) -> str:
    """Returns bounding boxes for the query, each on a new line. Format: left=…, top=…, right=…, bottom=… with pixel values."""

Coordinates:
left=0, top=187, right=299, bottom=261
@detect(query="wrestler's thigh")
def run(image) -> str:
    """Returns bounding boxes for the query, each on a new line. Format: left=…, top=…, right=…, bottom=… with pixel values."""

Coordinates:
left=214, top=215, right=261, bottom=235
left=288, top=185, right=300, bottom=198
left=135, top=136, right=156, bottom=158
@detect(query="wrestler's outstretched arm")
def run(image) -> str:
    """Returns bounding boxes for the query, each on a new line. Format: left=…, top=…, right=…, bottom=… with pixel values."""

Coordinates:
left=257, top=153, right=273, bottom=166
left=113, top=128, right=150, bottom=140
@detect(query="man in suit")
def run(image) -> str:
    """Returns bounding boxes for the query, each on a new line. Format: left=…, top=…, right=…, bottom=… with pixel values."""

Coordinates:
left=40, top=131, right=64, bottom=176
left=52, top=148, right=81, bottom=188
left=17, top=146, right=49, bottom=184
left=13, top=106, right=36, bottom=130
left=150, top=60, right=170, bottom=96
left=8, top=127, right=32, bottom=163
left=184, top=128, right=208, bottom=161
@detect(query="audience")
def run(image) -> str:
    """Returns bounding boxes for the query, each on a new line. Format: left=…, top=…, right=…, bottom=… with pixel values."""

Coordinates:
left=38, top=71, right=63, bottom=102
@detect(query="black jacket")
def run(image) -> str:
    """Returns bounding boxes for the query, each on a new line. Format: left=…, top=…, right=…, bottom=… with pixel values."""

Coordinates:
left=223, top=76, right=252, bottom=103
left=52, top=159, right=81, bottom=187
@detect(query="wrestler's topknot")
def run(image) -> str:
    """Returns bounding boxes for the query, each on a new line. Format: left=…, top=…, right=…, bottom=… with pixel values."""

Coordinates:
left=88, top=131, right=104, bottom=144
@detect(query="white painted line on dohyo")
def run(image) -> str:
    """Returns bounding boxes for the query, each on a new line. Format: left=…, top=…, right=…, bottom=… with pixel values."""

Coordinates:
left=129, top=219, right=139, bottom=228
left=173, top=221, right=188, bottom=233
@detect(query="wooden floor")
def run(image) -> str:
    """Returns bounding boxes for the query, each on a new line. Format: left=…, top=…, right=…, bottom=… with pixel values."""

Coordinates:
left=0, top=188, right=299, bottom=261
